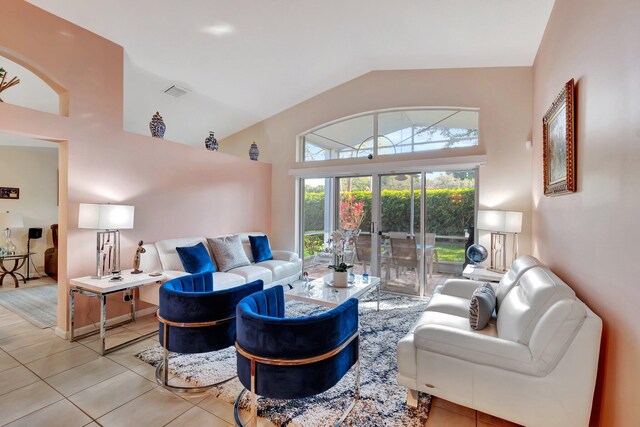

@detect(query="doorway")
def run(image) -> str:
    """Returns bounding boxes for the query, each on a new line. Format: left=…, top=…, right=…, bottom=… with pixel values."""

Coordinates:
left=0, top=133, right=59, bottom=329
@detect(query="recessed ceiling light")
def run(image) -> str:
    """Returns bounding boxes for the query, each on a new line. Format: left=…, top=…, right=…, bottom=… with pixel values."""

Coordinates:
left=204, top=23, right=235, bottom=37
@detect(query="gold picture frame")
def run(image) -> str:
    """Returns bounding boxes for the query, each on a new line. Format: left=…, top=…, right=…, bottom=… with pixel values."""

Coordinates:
left=543, top=79, right=576, bottom=196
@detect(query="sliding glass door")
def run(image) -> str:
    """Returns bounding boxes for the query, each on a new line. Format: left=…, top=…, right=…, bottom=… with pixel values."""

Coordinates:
left=298, top=168, right=476, bottom=296
left=337, top=176, right=373, bottom=276
left=377, top=173, right=424, bottom=296
left=301, top=178, right=333, bottom=275
left=423, top=170, right=476, bottom=277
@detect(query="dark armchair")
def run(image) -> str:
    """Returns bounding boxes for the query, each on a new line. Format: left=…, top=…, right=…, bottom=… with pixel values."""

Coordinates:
left=234, top=285, right=360, bottom=426
left=44, top=224, right=58, bottom=280
left=156, top=272, right=263, bottom=393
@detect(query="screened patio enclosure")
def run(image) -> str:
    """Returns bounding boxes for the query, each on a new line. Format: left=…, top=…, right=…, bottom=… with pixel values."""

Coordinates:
left=301, top=108, right=479, bottom=162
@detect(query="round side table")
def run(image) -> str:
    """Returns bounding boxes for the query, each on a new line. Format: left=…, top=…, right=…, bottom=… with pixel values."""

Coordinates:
left=0, top=253, right=31, bottom=287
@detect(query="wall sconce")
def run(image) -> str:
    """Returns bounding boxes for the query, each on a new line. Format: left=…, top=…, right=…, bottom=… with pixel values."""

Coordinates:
left=78, top=203, right=135, bottom=279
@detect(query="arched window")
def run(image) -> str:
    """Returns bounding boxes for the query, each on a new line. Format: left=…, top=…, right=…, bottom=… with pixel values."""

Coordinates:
left=300, top=108, right=479, bottom=162
left=0, top=56, right=61, bottom=115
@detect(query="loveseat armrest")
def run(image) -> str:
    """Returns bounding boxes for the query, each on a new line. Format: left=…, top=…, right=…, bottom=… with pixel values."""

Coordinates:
left=414, top=324, right=536, bottom=375
left=437, top=279, right=486, bottom=299
left=271, top=250, right=299, bottom=262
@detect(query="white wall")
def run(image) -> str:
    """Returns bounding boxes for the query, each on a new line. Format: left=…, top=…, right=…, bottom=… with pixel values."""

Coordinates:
left=220, top=67, right=534, bottom=260
left=0, top=140, right=58, bottom=273
left=123, top=55, right=252, bottom=146
left=0, top=55, right=59, bottom=114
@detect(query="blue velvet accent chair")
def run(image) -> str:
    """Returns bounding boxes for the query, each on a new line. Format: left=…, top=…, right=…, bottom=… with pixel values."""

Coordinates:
left=156, top=272, right=263, bottom=393
left=234, top=285, right=360, bottom=426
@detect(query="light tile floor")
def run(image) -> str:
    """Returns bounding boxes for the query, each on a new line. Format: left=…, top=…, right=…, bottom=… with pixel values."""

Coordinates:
left=0, top=278, right=520, bottom=426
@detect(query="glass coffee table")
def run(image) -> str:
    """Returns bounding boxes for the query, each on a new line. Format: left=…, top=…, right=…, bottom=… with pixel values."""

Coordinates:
left=285, top=274, right=380, bottom=311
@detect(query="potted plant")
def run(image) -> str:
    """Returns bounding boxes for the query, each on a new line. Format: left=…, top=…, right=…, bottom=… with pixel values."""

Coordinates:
left=327, top=230, right=354, bottom=287
left=329, top=261, right=352, bottom=287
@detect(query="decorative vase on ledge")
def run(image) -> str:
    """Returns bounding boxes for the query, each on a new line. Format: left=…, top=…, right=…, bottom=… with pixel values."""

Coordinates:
left=249, top=141, right=259, bottom=161
left=149, top=112, right=166, bottom=139
left=205, top=131, right=218, bottom=151
left=333, top=271, right=348, bottom=288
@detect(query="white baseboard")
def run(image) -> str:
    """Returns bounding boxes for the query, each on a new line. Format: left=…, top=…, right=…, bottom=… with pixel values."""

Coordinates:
left=55, top=306, right=157, bottom=340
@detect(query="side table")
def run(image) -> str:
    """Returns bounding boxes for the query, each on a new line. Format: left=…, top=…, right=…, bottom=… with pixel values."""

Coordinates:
left=0, top=253, right=32, bottom=287
left=69, top=270, right=166, bottom=355
left=462, top=264, right=506, bottom=283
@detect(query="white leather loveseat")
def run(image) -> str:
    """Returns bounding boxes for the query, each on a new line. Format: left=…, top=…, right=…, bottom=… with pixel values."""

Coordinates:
left=397, top=256, right=602, bottom=427
left=137, top=232, right=302, bottom=305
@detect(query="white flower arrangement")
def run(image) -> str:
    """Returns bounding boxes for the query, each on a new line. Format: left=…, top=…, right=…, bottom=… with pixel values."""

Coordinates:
left=325, top=229, right=360, bottom=272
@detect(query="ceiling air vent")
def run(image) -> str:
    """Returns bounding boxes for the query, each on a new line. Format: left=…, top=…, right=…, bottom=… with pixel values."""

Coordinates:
left=164, top=85, right=190, bottom=97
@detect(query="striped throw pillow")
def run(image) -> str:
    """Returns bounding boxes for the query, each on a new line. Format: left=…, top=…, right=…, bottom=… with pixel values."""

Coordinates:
left=469, top=283, right=497, bottom=330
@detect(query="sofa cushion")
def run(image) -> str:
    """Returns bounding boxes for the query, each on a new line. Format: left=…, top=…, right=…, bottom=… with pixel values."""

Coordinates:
left=227, top=265, right=272, bottom=285
left=495, top=255, right=541, bottom=311
left=155, top=237, right=211, bottom=272
left=176, top=242, right=216, bottom=274
left=497, top=267, right=575, bottom=344
left=208, top=235, right=251, bottom=272
left=256, top=259, right=301, bottom=282
left=139, top=243, right=162, bottom=273
left=212, top=271, right=247, bottom=290
left=237, top=232, right=266, bottom=262
left=469, top=284, right=496, bottom=330
left=425, top=294, right=472, bottom=317
left=249, top=235, right=273, bottom=263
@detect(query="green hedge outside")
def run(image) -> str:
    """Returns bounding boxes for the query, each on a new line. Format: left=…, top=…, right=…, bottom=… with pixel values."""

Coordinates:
left=304, top=188, right=474, bottom=237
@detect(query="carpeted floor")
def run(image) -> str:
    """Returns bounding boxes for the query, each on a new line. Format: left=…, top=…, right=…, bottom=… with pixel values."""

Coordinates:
left=136, top=292, right=431, bottom=426
left=0, top=284, right=58, bottom=328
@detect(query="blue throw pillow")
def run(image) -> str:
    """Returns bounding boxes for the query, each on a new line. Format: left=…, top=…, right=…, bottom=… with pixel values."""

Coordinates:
left=176, top=242, right=216, bottom=274
left=249, top=235, right=273, bottom=263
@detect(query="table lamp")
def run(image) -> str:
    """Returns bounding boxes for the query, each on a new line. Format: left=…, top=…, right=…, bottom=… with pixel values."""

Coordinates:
left=477, top=210, right=522, bottom=272
left=78, top=203, right=135, bottom=279
left=0, top=211, right=24, bottom=255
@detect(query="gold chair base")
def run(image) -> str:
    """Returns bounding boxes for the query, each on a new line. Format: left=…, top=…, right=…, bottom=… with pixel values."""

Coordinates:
left=155, top=359, right=236, bottom=395
left=233, top=388, right=358, bottom=427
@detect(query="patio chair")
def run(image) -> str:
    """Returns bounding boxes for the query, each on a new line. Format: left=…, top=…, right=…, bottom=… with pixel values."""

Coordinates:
left=355, top=234, right=372, bottom=274
left=388, top=231, right=409, bottom=239
left=355, top=234, right=391, bottom=279
left=390, top=237, right=419, bottom=277
left=425, top=233, right=438, bottom=278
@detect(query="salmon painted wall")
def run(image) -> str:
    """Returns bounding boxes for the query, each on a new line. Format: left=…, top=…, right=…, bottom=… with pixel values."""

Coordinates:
left=221, top=68, right=534, bottom=258
left=0, top=0, right=271, bottom=331
left=532, top=0, right=640, bottom=424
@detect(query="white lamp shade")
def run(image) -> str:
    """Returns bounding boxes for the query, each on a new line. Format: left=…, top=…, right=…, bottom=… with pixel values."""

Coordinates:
left=0, top=212, right=24, bottom=229
left=78, top=203, right=135, bottom=230
left=477, top=210, right=522, bottom=233
left=505, top=211, right=523, bottom=233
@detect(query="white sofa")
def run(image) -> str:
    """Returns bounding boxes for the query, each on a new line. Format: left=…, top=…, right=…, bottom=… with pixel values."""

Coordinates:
left=137, top=232, right=302, bottom=306
left=397, top=257, right=602, bottom=427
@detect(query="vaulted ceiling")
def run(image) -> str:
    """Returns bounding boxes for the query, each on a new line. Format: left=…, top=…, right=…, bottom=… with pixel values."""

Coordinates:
left=26, top=0, right=555, bottom=138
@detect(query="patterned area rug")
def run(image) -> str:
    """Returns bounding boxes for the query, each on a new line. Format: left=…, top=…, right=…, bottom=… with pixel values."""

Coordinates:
left=0, top=284, right=57, bottom=328
left=136, top=293, right=431, bottom=426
